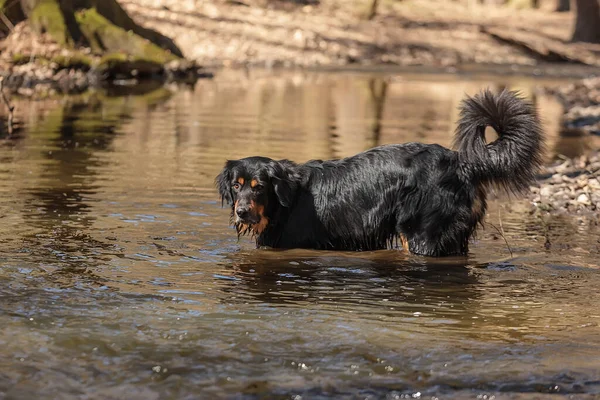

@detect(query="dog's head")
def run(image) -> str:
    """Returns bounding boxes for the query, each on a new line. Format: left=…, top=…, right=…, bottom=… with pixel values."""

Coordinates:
left=215, top=157, right=298, bottom=236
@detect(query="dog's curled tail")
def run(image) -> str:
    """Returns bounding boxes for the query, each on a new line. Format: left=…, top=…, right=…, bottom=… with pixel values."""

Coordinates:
left=453, top=89, right=544, bottom=195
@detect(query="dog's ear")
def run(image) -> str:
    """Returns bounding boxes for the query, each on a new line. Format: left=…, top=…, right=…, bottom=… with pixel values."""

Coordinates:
left=267, top=160, right=298, bottom=208
left=215, top=160, right=238, bottom=206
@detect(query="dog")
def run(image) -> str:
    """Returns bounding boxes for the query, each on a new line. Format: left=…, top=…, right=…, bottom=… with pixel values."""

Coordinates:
left=215, top=89, right=544, bottom=256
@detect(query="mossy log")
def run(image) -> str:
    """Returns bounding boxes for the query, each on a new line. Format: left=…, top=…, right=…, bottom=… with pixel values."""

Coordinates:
left=0, top=0, right=182, bottom=60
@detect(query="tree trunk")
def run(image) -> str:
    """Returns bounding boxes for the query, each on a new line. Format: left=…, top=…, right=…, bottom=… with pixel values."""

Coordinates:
left=556, top=0, right=570, bottom=11
left=572, top=0, right=600, bottom=43
left=368, top=78, right=387, bottom=146
left=0, top=0, right=182, bottom=59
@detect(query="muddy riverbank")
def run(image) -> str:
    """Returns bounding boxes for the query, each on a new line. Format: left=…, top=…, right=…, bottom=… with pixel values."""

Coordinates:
left=533, top=77, right=600, bottom=215
left=0, top=23, right=212, bottom=97
left=532, top=152, right=599, bottom=214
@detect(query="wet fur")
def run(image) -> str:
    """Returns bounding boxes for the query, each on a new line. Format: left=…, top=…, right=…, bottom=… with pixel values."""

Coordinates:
left=215, top=89, right=544, bottom=256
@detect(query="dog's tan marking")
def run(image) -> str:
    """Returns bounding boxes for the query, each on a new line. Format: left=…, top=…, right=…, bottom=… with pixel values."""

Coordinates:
left=237, top=177, right=245, bottom=185
left=250, top=179, right=259, bottom=188
left=239, top=223, right=249, bottom=231
left=471, top=187, right=486, bottom=222
left=399, top=234, right=409, bottom=251
left=250, top=201, right=269, bottom=235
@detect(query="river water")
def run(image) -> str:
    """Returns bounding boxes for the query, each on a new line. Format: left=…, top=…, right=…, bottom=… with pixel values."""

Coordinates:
left=0, top=70, right=599, bottom=399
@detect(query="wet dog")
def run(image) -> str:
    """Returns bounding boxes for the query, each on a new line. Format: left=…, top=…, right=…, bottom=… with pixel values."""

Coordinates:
left=215, top=89, right=544, bottom=256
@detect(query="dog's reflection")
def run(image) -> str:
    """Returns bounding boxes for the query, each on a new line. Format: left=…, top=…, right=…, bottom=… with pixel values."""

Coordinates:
left=218, top=249, right=482, bottom=315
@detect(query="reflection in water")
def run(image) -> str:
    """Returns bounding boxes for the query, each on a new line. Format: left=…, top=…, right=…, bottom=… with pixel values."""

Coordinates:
left=224, top=251, right=479, bottom=308
left=23, top=100, right=110, bottom=231
left=0, top=71, right=599, bottom=399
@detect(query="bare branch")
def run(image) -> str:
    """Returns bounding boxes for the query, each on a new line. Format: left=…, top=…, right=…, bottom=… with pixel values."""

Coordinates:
left=490, top=208, right=513, bottom=257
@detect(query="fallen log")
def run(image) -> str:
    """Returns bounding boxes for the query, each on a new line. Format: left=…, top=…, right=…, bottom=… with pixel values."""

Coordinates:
left=483, top=26, right=600, bottom=67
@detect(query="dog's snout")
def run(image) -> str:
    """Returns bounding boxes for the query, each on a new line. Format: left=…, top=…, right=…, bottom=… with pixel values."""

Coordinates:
left=236, top=206, right=250, bottom=219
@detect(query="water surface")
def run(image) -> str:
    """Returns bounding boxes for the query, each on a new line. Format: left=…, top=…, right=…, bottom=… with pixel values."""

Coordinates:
left=0, top=70, right=599, bottom=399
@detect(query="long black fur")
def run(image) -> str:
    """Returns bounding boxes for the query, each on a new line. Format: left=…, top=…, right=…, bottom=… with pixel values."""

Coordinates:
left=215, top=89, right=544, bottom=256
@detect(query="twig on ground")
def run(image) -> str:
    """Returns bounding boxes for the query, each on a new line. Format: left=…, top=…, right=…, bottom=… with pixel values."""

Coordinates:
left=0, top=11, right=15, bottom=32
left=490, top=208, right=513, bottom=257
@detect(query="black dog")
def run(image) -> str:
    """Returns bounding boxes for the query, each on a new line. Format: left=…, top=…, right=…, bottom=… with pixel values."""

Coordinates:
left=215, top=89, right=544, bottom=256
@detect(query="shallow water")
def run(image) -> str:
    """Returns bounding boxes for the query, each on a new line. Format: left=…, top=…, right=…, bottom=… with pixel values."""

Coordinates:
left=0, top=70, right=599, bottom=399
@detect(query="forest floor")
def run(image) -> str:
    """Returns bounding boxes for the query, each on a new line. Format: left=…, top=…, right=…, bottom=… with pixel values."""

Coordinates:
left=118, top=0, right=584, bottom=69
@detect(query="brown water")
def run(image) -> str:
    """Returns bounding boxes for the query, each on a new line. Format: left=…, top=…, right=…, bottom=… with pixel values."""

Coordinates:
left=0, top=70, right=599, bottom=399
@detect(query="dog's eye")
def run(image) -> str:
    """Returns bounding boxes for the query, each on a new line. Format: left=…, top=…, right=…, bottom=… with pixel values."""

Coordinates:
left=232, top=183, right=241, bottom=190
left=253, top=184, right=263, bottom=190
